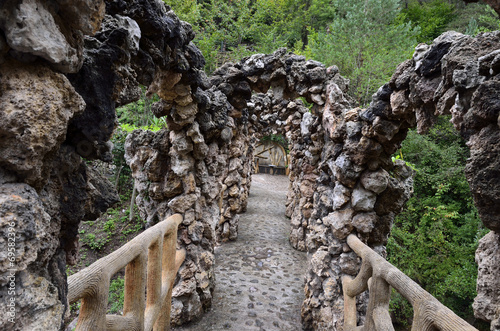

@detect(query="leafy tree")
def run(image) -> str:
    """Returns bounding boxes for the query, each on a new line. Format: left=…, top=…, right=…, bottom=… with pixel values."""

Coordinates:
left=163, top=0, right=201, bottom=24
left=460, top=4, right=500, bottom=35
left=163, top=0, right=336, bottom=73
left=248, top=0, right=336, bottom=52
left=399, top=0, right=455, bottom=43
left=387, top=117, right=489, bottom=325
left=304, top=0, right=419, bottom=105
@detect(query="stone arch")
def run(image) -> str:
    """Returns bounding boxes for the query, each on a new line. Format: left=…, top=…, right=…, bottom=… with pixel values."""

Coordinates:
left=125, top=49, right=359, bottom=324
left=170, top=50, right=414, bottom=329
left=127, top=30, right=500, bottom=329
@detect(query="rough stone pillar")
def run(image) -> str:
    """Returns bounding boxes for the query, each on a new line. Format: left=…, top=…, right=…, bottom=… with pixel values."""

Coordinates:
left=474, top=232, right=500, bottom=330
left=0, top=2, right=119, bottom=328
left=300, top=81, right=415, bottom=330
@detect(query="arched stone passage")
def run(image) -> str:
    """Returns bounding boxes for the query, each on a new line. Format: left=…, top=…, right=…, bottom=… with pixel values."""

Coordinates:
left=126, top=31, right=500, bottom=329
left=200, top=52, right=415, bottom=329
left=125, top=50, right=361, bottom=324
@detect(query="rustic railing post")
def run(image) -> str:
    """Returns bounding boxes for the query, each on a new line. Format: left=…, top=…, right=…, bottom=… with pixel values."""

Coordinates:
left=343, top=233, right=478, bottom=331
left=154, top=216, right=182, bottom=331
left=368, top=276, right=393, bottom=331
left=68, top=214, right=185, bottom=331
left=123, top=254, right=147, bottom=329
left=145, top=239, right=162, bottom=329
left=77, top=271, right=109, bottom=330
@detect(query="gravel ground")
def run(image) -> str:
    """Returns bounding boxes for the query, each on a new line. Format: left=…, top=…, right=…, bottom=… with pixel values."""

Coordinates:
left=174, top=174, right=307, bottom=331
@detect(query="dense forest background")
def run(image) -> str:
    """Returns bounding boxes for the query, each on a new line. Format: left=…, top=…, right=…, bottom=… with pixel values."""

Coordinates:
left=73, top=0, right=498, bottom=329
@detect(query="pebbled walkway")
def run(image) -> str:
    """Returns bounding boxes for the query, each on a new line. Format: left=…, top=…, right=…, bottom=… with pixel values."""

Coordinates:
left=174, top=174, right=307, bottom=331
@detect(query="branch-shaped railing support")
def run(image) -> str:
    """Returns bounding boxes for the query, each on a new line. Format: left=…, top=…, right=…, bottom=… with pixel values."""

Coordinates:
left=343, top=234, right=478, bottom=331
left=68, top=214, right=186, bottom=331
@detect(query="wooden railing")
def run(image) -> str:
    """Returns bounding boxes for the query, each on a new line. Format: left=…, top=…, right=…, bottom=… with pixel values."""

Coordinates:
left=343, top=234, right=477, bottom=331
left=68, top=214, right=186, bottom=331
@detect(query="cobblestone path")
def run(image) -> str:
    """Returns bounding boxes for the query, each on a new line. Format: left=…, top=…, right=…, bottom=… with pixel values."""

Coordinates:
left=174, top=174, right=307, bottom=331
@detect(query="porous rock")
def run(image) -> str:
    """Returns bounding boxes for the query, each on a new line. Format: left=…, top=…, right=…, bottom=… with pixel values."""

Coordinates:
left=474, top=232, right=500, bottom=329
left=0, top=61, right=85, bottom=187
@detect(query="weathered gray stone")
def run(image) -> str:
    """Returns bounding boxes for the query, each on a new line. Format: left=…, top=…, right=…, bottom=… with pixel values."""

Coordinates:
left=474, top=231, right=500, bottom=329
left=310, top=249, right=330, bottom=276
left=352, top=212, right=378, bottom=234
left=0, top=61, right=85, bottom=187
left=0, top=184, right=52, bottom=286
left=332, top=184, right=351, bottom=210
left=0, top=271, right=64, bottom=330
left=360, top=169, right=389, bottom=194
left=0, top=0, right=82, bottom=72
left=170, top=154, right=195, bottom=177
left=301, top=111, right=314, bottom=137
left=323, top=209, right=354, bottom=240
left=351, top=186, right=376, bottom=212
left=170, top=130, right=193, bottom=155
left=107, top=15, right=141, bottom=53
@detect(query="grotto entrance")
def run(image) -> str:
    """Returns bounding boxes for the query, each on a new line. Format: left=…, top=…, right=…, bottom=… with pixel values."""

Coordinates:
left=173, top=173, right=306, bottom=331
left=125, top=48, right=416, bottom=329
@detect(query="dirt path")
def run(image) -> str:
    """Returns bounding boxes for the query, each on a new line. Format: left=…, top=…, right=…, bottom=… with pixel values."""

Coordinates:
left=174, top=174, right=307, bottom=331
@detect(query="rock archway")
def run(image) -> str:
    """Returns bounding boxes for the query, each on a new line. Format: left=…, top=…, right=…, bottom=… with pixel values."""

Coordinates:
left=1, top=1, right=500, bottom=330
left=124, top=50, right=361, bottom=324
left=126, top=31, right=500, bottom=329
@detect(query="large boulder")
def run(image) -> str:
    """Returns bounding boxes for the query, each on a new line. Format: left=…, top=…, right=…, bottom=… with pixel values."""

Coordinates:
left=0, top=61, right=85, bottom=188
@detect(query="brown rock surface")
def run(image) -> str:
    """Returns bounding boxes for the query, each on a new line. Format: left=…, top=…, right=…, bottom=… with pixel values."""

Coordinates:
left=0, top=61, right=85, bottom=187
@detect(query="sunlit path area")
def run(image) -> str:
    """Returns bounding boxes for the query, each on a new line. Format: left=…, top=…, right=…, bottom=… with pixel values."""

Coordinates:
left=174, top=174, right=307, bottom=331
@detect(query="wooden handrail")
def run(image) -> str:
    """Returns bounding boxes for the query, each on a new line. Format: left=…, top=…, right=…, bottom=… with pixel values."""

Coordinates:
left=343, top=234, right=478, bottom=331
left=68, top=214, right=186, bottom=331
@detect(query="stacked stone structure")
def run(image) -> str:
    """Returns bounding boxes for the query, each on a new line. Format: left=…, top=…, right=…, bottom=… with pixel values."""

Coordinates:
left=0, top=1, right=499, bottom=330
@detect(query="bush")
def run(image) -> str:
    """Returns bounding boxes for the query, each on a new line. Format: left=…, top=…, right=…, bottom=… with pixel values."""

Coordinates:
left=108, top=277, right=125, bottom=314
left=400, top=0, right=455, bottom=43
left=305, top=0, right=418, bottom=105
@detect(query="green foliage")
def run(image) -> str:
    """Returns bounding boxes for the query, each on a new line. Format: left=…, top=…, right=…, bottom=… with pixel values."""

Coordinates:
left=80, top=233, right=107, bottom=251
left=165, top=0, right=336, bottom=73
left=399, top=1, right=500, bottom=41
left=260, top=134, right=289, bottom=152
left=464, top=5, right=500, bottom=35
left=447, top=3, right=500, bottom=35
left=247, top=0, right=336, bottom=51
left=163, top=0, right=201, bottom=23
left=177, top=0, right=256, bottom=72
left=116, top=90, right=160, bottom=127
left=69, top=301, right=81, bottom=320
left=400, top=0, right=455, bottom=43
left=164, top=0, right=499, bottom=90
left=79, top=215, right=120, bottom=250
left=108, top=277, right=125, bottom=314
left=304, top=0, right=419, bottom=105
left=103, top=219, right=116, bottom=233
left=78, top=204, right=145, bottom=252
left=387, top=117, right=488, bottom=322
left=113, top=92, right=166, bottom=194
left=389, top=291, right=413, bottom=329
